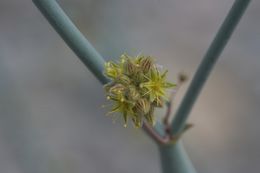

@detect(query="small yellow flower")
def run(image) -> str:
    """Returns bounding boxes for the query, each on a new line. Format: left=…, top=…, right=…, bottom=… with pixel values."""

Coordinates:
left=141, top=69, right=176, bottom=104
left=104, top=54, right=175, bottom=128
left=104, top=62, right=122, bottom=79
left=106, top=91, right=135, bottom=127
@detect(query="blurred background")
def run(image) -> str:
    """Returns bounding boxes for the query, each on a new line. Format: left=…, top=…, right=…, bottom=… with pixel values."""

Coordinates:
left=0, top=0, right=259, bottom=173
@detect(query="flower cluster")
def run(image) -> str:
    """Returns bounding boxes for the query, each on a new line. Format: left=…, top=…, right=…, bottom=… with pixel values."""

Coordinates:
left=104, top=54, right=175, bottom=128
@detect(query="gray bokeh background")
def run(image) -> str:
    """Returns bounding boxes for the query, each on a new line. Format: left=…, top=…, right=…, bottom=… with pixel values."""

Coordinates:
left=0, top=0, right=260, bottom=173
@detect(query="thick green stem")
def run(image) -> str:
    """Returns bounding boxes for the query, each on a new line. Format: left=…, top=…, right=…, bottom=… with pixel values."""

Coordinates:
left=159, top=142, right=196, bottom=173
left=171, top=0, right=251, bottom=135
left=33, top=0, right=109, bottom=84
left=155, top=122, right=196, bottom=173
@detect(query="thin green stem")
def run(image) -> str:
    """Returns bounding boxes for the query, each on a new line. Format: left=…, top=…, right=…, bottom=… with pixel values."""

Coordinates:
left=33, top=0, right=109, bottom=84
left=171, top=0, right=251, bottom=135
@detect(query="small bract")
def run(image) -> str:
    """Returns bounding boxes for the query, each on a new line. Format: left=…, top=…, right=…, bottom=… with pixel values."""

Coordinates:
left=104, top=54, right=175, bottom=128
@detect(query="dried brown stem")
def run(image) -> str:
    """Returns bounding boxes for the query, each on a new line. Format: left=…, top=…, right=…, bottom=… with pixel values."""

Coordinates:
left=163, top=85, right=181, bottom=133
left=142, top=121, right=170, bottom=145
left=142, top=121, right=184, bottom=145
left=163, top=73, right=188, bottom=134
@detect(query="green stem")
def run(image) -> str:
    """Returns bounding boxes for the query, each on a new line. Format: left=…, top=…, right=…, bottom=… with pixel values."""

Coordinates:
left=155, top=123, right=196, bottom=173
left=159, top=142, right=196, bottom=173
left=171, top=0, right=251, bottom=135
left=33, top=0, right=109, bottom=84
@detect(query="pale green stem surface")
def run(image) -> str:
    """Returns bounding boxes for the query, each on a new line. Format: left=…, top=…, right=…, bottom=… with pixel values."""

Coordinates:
left=171, top=0, right=251, bottom=135
left=32, top=0, right=251, bottom=173
left=159, top=143, right=196, bottom=173
left=155, top=122, right=196, bottom=173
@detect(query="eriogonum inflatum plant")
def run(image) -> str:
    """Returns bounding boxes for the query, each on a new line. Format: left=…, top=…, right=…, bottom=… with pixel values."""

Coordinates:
left=104, top=54, right=176, bottom=128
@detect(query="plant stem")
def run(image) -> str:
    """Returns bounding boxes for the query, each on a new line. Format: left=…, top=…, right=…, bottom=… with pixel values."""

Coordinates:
left=154, top=122, right=196, bottom=173
left=171, top=0, right=251, bottom=135
left=159, top=142, right=196, bottom=173
left=33, top=0, right=109, bottom=84
left=163, top=83, right=182, bottom=132
left=142, top=122, right=170, bottom=145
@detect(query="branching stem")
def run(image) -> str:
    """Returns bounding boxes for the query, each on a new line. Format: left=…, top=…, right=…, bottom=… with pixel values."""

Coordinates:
left=142, top=122, right=170, bottom=145
left=163, top=80, right=184, bottom=133
left=171, top=0, right=251, bottom=136
left=32, top=0, right=252, bottom=173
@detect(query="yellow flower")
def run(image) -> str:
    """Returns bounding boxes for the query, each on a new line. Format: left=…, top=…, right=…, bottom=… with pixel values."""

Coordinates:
left=107, top=94, right=135, bottom=127
left=104, top=62, right=122, bottom=79
left=141, top=69, right=176, bottom=104
left=104, top=54, right=175, bottom=128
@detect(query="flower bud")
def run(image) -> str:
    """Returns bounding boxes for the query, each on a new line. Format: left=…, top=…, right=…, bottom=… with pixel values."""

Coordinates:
left=125, top=59, right=136, bottom=75
left=140, top=56, right=153, bottom=73
left=126, top=86, right=140, bottom=101
left=178, top=72, right=188, bottom=83
left=109, top=84, right=125, bottom=94
left=117, top=75, right=131, bottom=85
left=104, top=62, right=121, bottom=78
left=153, top=97, right=164, bottom=107
left=144, top=106, right=155, bottom=125
left=104, top=82, right=116, bottom=92
left=134, top=98, right=150, bottom=114
left=132, top=114, right=142, bottom=128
